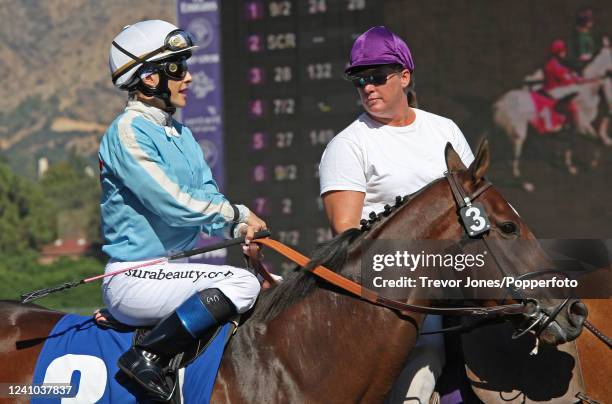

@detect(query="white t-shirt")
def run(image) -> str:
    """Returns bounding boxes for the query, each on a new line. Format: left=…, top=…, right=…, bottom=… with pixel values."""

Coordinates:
left=319, top=109, right=475, bottom=219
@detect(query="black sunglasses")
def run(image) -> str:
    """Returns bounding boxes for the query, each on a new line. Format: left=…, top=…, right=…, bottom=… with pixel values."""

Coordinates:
left=349, top=71, right=402, bottom=88
left=158, top=57, right=189, bottom=80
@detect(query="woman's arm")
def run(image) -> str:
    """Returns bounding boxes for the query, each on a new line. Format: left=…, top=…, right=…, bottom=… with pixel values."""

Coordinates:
left=321, top=190, right=365, bottom=235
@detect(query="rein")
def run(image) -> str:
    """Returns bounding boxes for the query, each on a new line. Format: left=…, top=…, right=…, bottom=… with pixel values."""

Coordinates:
left=251, top=237, right=525, bottom=319
left=251, top=230, right=610, bottom=344
left=584, top=320, right=612, bottom=349
left=253, top=171, right=575, bottom=337
left=252, top=172, right=522, bottom=319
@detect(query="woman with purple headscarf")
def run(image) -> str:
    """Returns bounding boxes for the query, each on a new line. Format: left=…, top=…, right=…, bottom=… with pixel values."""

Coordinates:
left=318, top=26, right=475, bottom=403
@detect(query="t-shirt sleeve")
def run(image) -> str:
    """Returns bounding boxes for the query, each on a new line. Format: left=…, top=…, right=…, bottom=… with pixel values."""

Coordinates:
left=450, top=121, right=475, bottom=168
left=318, top=136, right=367, bottom=195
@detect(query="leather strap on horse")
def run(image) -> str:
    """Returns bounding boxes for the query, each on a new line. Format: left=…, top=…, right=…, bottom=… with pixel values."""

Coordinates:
left=252, top=238, right=526, bottom=318
left=446, top=171, right=492, bottom=209
left=584, top=319, right=612, bottom=349
left=243, top=244, right=279, bottom=287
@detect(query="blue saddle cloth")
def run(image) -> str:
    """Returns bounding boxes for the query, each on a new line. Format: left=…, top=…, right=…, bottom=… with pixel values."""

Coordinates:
left=31, top=314, right=231, bottom=403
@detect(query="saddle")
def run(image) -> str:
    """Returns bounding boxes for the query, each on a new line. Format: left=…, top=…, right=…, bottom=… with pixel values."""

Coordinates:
left=529, top=92, right=569, bottom=134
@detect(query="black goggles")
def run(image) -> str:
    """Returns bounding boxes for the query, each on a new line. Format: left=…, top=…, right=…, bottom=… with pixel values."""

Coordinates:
left=157, top=57, right=189, bottom=80
left=347, top=68, right=403, bottom=88
left=163, top=29, right=195, bottom=53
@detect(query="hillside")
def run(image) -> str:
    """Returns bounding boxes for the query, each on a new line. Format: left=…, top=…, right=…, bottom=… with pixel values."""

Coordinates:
left=0, top=0, right=176, bottom=176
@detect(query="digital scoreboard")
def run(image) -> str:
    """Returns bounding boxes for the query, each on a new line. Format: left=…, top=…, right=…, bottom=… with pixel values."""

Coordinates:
left=221, top=1, right=382, bottom=271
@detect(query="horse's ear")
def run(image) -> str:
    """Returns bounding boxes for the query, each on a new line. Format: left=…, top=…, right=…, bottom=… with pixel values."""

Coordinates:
left=445, top=142, right=467, bottom=172
left=468, top=137, right=490, bottom=180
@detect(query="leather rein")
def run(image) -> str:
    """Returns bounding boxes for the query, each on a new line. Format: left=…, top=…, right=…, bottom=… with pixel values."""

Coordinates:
left=251, top=172, right=534, bottom=322
left=248, top=171, right=609, bottom=344
left=252, top=237, right=525, bottom=318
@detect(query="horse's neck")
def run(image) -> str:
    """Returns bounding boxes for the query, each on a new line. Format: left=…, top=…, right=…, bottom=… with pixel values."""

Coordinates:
left=367, top=185, right=457, bottom=240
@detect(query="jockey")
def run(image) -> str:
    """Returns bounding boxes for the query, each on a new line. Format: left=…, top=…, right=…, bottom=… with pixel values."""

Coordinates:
left=101, top=20, right=266, bottom=401
left=567, top=8, right=595, bottom=72
left=544, top=40, right=580, bottom=91
left=543, top=39, right=580, bottom=126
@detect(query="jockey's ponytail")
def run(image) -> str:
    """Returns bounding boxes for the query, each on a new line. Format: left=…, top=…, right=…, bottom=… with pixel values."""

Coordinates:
left=407, top=77, right=418, bottom=108
left=407, top=89, right=418, bottom=108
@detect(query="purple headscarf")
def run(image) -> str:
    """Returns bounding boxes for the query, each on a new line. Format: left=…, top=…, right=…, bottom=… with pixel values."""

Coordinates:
left=346, top=26, right=414, bottom=73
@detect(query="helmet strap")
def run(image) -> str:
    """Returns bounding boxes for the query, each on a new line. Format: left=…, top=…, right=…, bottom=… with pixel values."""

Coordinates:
left=136, top=69, right=176, bottom=115
left=113, top=40, right=177, bottom=114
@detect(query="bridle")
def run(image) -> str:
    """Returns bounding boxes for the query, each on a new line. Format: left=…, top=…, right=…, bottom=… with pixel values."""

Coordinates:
left=253, top=172, right=573, bottom=338
left=445, top=173, right=610, bottom=404
left=445, top=170, right=571, bottom=339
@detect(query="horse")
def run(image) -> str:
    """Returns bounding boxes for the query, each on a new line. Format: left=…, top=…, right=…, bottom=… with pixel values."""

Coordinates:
left=0, top=140, right=588, bottom=403
left=493, top=41, right=612, bottom=192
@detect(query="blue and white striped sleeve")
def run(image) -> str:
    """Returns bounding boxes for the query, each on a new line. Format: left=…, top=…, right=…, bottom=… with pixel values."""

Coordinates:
left=109, top=116, right=239, bottom=229
left=194, top=144, right=251, bottom=238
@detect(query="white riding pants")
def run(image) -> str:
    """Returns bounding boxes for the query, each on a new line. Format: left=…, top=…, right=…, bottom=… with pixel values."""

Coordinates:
left=102, top=260, right=261, bottom=327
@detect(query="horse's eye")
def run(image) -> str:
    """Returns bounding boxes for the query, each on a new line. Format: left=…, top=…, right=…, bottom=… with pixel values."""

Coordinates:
left=500, top=222, right=518, bottom=234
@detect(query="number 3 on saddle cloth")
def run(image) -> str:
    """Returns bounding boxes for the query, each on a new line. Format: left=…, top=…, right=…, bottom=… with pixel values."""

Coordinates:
left=30, top=313, right=234, bottom=403
left=529, top=91, right=577, bottom=134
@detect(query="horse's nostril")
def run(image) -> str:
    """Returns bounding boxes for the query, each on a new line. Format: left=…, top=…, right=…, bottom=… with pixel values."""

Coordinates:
left=568, top=301, right=588, bottom=325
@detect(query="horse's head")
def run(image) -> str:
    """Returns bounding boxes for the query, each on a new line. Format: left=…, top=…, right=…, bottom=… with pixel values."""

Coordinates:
left=442, top=139, right=587, bottom=345
left=365, top=139, right=587, bottom=346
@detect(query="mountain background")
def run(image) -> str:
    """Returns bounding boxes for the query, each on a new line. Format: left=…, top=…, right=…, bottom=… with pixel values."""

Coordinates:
left=0, top=1, right=177, bottom=311
left=0, top=0, right=176, bottom=178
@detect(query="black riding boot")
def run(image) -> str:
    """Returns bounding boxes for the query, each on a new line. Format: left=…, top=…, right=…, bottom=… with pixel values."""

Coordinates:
left=117, top=288, right=236, bottom=401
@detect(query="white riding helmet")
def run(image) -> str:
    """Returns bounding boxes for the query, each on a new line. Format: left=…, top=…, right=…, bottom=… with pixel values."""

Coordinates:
left=109, top=20, right=197, bottom=89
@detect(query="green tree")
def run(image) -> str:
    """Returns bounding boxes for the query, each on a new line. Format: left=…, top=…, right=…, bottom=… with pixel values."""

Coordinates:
left=40, top=154, right=102, bottom=243
left=0, top=254, right=104, bottom=313
left=0, top=161, right=54, bottom=253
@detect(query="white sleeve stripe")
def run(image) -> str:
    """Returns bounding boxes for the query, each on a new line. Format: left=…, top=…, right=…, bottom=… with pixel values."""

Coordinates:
left=118, top=113, right=235, bottom=221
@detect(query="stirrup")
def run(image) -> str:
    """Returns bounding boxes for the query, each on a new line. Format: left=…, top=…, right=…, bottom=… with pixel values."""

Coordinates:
left=117, top=348, right=176, bottom=401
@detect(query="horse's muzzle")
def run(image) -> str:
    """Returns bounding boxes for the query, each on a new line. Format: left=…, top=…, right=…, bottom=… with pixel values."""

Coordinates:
left=540, top=299, right=588, bottom=344
left=567, top=299, right=588, bottom=329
